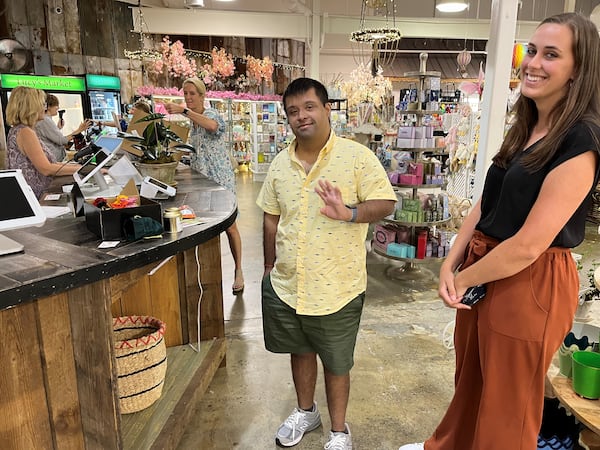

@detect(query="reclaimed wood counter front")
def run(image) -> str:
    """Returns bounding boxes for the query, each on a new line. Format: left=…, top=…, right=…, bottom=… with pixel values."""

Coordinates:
left=0, top=164, right=236, bottom=450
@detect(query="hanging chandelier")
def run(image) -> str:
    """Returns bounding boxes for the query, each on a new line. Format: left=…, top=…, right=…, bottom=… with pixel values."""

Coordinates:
left=124, top=2, right=161, bottom=61
left=350, top=0, right=401, bottom=44
left=350, top=0, right=401, bottom=73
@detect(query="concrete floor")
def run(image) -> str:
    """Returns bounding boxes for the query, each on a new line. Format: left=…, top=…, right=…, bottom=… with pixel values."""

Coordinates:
left=176, top=170, right=600, bottom=450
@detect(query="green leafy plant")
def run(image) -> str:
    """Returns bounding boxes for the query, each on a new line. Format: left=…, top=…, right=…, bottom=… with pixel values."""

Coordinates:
left=129, top=113, right=194, bottom=163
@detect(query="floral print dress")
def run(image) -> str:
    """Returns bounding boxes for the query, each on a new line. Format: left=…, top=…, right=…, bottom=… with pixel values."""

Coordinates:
left=7, top=124, right=57, bottom=199
left=188, top=108, right=235, bottom=193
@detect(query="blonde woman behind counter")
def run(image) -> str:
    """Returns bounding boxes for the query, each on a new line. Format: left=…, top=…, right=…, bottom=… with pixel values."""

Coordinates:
left=163, top=77, right=245, bottom=294
left=7, top=86, right=81, bottom=199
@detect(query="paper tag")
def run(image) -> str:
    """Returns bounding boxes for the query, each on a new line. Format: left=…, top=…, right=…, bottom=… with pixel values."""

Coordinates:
left=44, top=193, right=61, bottom=201
left=98, top=241, right=120, bottom=248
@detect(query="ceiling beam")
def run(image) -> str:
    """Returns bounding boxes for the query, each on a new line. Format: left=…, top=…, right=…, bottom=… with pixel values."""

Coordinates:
left=134, top=7, right=539, bottom=42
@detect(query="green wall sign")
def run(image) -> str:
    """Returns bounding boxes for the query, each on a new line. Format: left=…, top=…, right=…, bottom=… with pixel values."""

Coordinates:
left=0, top=74, right=86, bottom=92
left=85, top=74, right=121, bottom=90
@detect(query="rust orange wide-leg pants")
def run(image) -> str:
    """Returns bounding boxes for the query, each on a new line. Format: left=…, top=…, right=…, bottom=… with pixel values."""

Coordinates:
left=425, top=231, right=579, bottom=450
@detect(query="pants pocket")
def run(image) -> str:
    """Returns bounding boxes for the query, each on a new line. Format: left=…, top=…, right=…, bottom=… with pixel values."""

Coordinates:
left=487, top=267, right=549, bottom=342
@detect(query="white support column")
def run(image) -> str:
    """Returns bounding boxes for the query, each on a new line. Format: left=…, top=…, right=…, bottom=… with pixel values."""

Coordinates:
left=472, top=0, right=520, bottom=201
left=309, top=0, right=321, bottom=79
left=564, top=0, right=577, bottom=13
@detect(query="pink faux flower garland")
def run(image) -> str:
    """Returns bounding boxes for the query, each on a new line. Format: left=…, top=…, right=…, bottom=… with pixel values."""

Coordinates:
left=135, top=85, right=281, bottom=102
left=246, top=55, right=274, bottom=83
left=151, top=36, right=197, bottom=80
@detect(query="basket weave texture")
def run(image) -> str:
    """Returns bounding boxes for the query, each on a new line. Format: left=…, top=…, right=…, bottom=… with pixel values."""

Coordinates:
left=113, top=316, right=167, bottom=414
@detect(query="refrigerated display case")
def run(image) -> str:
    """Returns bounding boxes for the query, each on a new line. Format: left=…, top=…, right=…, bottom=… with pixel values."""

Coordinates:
left=85, top=74, right=122, bottom=124
left=0, top=73, right=89, bottom=139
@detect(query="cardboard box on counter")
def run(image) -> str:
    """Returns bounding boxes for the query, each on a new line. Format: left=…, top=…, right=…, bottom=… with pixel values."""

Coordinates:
left=81, top=179, right=163, bottom=240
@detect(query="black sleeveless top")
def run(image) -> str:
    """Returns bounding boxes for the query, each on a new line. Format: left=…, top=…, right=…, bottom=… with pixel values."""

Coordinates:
left=476, top=122, right=600, bottom=248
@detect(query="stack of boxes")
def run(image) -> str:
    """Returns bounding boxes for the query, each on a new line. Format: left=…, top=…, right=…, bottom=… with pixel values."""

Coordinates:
left=373, top=224, right=455, bottom=260
left=389, top=159, right=444, bottom=186
left=397, top=125, right=435, bottom=149
left=394, top=192, right=450, bottom=223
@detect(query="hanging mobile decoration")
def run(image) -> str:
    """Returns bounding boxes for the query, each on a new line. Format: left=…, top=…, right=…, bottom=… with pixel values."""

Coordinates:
left=456, top=49, right=472, bottom=78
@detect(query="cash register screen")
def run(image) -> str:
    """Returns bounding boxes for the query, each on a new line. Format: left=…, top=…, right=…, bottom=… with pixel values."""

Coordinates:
left=94, top=136, right=123, bottom=153
left=0, top=170, right=46, bottom=255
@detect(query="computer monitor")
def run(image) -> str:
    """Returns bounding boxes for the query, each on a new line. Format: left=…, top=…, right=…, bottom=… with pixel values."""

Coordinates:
left=94, top=136, right=123, bottom=154
left=73, top=148, right=115, bottom=192
left=0, top=169, right=46, bottom=255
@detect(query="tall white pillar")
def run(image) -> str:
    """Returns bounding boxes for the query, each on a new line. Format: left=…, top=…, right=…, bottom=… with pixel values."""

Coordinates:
left=309, top=0, right=321, bottom=79
left=472, top=0, right=520, bottom=201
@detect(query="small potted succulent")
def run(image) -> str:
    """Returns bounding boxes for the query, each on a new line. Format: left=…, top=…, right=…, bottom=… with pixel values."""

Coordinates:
left=126, top=113, right=194, bottom=185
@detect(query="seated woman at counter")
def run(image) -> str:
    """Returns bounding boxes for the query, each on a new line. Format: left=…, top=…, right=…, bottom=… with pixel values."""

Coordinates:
left=6, top=86, right=81, bottom=199
left=35, top=94, right=92, bottom=162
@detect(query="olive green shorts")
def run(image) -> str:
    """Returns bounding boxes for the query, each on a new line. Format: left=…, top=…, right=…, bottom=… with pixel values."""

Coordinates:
left=261, top=274, right=365, bottom=376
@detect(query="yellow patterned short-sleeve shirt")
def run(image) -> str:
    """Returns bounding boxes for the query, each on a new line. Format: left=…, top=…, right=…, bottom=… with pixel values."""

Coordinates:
left=256, top=131, right=396, bottom=315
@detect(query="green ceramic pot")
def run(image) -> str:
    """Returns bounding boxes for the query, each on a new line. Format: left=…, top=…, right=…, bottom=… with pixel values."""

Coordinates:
left=572, top=351, right=600, bottom=399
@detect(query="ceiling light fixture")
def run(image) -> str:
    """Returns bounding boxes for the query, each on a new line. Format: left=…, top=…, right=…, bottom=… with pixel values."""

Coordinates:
left=350, top=0, right=401, bottom=76
left=436, top=0, right=469, bottom=13
left=185, top=0, right=205, bottom=8
left=350, top=0, right=401, bottom=44
left=124, top=2, right=161, bottom=61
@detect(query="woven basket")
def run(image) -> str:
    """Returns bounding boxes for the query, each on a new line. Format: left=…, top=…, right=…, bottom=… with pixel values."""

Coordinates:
left=113, top=316, right=167, bottom=414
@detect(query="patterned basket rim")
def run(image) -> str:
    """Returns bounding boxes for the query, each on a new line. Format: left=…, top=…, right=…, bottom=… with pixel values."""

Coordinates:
left=113, top=315, right=166, bottom=350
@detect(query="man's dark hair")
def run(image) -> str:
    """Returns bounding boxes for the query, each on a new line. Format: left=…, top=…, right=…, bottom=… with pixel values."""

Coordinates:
left=283, top=77, right=329, bottom=113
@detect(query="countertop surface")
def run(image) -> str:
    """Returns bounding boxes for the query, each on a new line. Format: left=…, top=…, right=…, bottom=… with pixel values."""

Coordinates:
left=0, top=164, right=237, bottom=309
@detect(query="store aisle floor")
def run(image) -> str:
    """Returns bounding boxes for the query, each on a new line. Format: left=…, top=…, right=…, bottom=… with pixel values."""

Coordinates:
left=176, top=169, right=600, bottom=450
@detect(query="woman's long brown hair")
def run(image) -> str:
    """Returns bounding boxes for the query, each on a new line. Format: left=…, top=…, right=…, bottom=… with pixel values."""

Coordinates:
left=493, top=13, right=600, bottom=171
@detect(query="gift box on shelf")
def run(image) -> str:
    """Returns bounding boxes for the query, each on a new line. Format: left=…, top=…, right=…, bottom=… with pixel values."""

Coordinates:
left=80, top=180, right=163, bottom=240
left=397, top=126, right=416, bottom=139
left=387, top=242, right=411, bottom=258
left=373, top=224, right=396, bottom=252
left=400, top=174, right=420, bottom=185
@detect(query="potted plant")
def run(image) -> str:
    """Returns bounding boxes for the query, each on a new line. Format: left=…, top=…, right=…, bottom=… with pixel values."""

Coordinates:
left=126, top=113, right=194, bottom=185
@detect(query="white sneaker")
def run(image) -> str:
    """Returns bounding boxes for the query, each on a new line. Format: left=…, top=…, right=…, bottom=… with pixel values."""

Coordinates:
left=275, top=402, right=321, bottom=447
left=399, top=444, right=424, bottom=450
left=324, top=423, right=352, bottom=450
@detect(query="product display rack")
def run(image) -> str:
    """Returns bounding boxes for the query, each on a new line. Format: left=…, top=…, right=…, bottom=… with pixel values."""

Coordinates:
left=249, top=100, right=288, bottom=182
left=329, top=98, right=348, bottom=136
left=374, top=66, right=451, bottom=280
left=211, top=98, right=253, bottom=165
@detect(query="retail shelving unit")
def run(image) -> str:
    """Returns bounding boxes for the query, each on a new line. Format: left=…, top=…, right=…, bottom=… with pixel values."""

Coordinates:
left=373, top=65, right=451, bottom=280
left=211, top=99, right=253, bottom=165
left=249, top=100, right=286, bottom=182
left=329, top=98, right=348, bottom=136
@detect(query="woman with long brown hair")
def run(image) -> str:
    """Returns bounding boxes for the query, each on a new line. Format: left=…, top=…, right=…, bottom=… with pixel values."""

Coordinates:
left=400, top=12, right=600, bottom=450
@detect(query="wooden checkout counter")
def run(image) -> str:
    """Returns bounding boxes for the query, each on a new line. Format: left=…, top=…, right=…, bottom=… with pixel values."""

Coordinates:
left=0, top=165, right=236, bottom=449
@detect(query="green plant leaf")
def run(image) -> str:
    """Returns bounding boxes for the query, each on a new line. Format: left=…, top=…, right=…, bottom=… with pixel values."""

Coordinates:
left=134, top=113, right=166, bottom=124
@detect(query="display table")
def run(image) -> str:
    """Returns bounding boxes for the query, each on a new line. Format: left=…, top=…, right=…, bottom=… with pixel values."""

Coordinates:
left=549, top=374, right=600, bottom=436
left=0, top=164, right=236, bottom=449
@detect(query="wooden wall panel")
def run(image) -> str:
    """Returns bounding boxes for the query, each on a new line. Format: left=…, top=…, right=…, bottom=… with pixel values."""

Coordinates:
left=0, top=302, right=53, bottom=449
left=36, top=292, right=85, bottom=450
left=111, top=258, right=183, bottom=347
left=148, top=256, right=183, bottom=347
left=183, top=238, right=224, bottom=342
left=68, top=281, right=121, bottom=450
